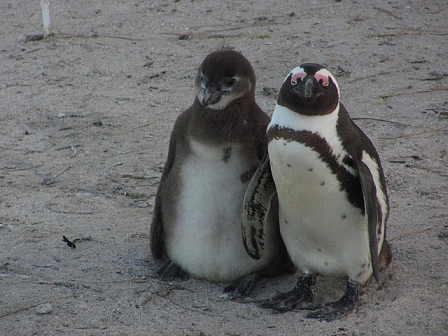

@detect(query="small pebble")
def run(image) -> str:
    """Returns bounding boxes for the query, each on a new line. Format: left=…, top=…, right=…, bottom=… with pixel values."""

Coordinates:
left=131, top=201, right=149, bottom=208
left=36, top=303, right=53, bottom=315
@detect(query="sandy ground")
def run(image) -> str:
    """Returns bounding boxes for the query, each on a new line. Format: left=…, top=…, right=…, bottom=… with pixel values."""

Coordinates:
left=1, top=0, right=447, bottom=335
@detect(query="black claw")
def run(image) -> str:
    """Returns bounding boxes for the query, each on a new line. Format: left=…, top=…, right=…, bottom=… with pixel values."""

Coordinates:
left=157, top=261, right=190, bottom=281
left=260, top=299, right=275, bottom=309
left=262, top=273, right=316, bottom=311
left=306, top=280, right=360, bottom=322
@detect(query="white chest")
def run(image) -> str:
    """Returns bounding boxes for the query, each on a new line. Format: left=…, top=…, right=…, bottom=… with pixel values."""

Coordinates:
left=269, top=138, right=371, bottom=282
left=167, top=139, right=268, bottom=281
left=269, top=138, right=356, bottom=224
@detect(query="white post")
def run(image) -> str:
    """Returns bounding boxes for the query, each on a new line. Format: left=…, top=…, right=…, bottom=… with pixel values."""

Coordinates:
left=41, top=0, right=51, bottom=37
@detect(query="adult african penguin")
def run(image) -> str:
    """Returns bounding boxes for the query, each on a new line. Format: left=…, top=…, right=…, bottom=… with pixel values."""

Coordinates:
left=150, top=49, right=287, bottom=299
left=242, top=63, right=391, bottom=321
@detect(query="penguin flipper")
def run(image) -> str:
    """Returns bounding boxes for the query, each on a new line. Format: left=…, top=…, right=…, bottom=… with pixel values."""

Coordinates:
left=356, top=159, right=380, bottom=282
left=150, top=191, right=165, bottom=260
left=150, top=127, right=178, bottom=260
left=242, top=152, right=277, bottom=260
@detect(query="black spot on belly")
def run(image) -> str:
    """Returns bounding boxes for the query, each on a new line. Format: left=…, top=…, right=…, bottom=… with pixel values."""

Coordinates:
left=320, top=181, right=325, bottom=186
left=356, top=262, right=371, bottom=278
left=308, top=168, right=314, bottom=172
left=287, top=163, right=291, bottom=167
left=222, top=146, right=232, bottom=162
left=317, top=248, right=322, bottom=252
left=342, top=214, right=347, bottom=219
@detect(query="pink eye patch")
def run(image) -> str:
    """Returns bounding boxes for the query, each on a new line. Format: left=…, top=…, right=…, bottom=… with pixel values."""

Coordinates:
left=314, top=73, right=329, bottom=86
left=290, top=72, right=330, bottom=86
left=291, top=72, right=306, bottom=85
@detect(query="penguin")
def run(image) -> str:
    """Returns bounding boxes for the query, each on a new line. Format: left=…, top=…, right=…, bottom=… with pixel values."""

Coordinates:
left=150, top=49, right=286, bottom=299
left=242, top=63, right=392, bottom=320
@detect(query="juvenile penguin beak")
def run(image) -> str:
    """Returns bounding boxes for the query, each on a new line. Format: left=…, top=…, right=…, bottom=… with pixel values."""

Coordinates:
left=303, top=77, right=315, bottom=98
left=201, top=85, right=222, bottom=106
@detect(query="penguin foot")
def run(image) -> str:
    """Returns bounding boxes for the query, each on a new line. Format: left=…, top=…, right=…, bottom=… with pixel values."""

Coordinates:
left=306, top=280, right=359, bottom=322
left=221, top=272, right=262, bottom=300
left=157, top=260, right=190, bottom=281
left=261, top=273, right=315, bottom=311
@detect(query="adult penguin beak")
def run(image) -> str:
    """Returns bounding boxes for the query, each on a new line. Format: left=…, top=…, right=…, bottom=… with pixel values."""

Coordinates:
left=293, top=76, right=316, bottom=99
left=303, top=76, right=315, bottom=98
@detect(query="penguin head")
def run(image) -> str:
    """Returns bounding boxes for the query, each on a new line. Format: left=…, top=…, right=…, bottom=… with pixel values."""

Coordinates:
left=277, top=63, right=340, bottom=116
left=195, top=49, right=255, bottom=110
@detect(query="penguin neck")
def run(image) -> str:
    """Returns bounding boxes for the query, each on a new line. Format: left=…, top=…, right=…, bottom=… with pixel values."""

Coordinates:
left=269, top=103, right=340, bottom=136
left=189, top=97, right=254, bottom=144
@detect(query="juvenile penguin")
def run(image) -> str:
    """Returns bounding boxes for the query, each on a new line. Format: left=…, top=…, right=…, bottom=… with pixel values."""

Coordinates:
left=242, top=63, right=391, bottom=320
left=150, top=49, right=286, bottom=298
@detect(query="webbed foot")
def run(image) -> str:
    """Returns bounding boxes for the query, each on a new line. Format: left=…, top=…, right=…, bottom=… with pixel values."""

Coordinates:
left=261, top=273, right=315, bottom=311
left=221, top=272, right=262, bottom=300
left=157, top=260, right=190, bottom=281
left=306, top=280, right=359, bottom=322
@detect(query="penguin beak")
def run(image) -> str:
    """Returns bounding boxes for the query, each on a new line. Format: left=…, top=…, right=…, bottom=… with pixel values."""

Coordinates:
left=304, top=77, right=314, bottom=98
left=293, top=76, right=317, bottom=99
left=201, top=85, right=223, bottom=106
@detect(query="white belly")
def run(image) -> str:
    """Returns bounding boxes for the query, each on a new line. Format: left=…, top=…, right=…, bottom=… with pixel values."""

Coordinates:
left=269, top=139, right=372, bottom=284
left=167, top=140, right=273, bottom=282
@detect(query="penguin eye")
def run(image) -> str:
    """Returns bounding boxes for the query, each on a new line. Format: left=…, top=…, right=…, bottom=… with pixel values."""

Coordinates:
left=314, top=74, right=329, bottom=86
left=223, top=77, right=237, bottom=87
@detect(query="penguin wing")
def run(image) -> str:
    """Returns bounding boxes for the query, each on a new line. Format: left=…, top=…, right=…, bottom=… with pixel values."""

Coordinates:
left=255, top=108, right=271, bottom=160
left=150, top=126, right=179, bottom=260
left=356, top=156, right=380, bottom=282
left=241, top=152, right=277, bottom=260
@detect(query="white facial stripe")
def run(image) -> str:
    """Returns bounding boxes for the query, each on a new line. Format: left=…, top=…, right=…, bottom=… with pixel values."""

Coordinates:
left=196, top=91, right=205, bottom=104
left=284, top=66, right=305, bottom=83
left=315, top=68, right=340, bottom=97
left=284, top=66, right=341, bottom=99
